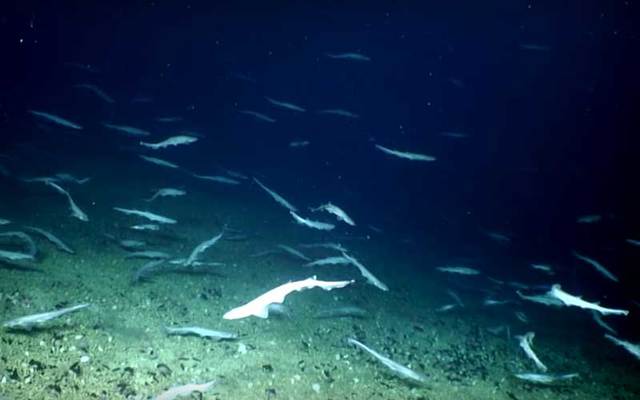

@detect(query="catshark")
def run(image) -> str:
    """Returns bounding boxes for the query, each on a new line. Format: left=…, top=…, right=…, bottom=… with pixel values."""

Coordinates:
left=165, top=326, right=237, bottom=341
left=3, top=304, right=90, bottom=330
left=311, top=202, right=355, bottom=226
left=140, top=135, right=198, bottom=150
left=375, top=144, right=436, bottom=161
left=290, top=211, right=335, bottom=231
left=347, top=338, right=426, bottom=383
left=516, top=332, right=547, bottom=372
left=113, top=207, right=176, bottom=224
left=548, top=284, right=628, bottom=316
left=223, top=276, right=353, bottom=320
left=265, top=97, right=306, bottom=112
left=29, top=110, right=83, bottom=130
left=253, top=178, right=297, bottom=212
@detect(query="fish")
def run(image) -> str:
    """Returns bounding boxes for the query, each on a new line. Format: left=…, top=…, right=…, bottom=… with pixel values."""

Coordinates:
left=155, top=116, right=183, bottom=123
left=276, top=244, right=310, bottom=261
left=55, top=173, right=91, bottom=184
left=140, top=135, right=198, bottom=150
left=375, top=144, right=436, bottom=161
left=516, top=332, right=547, bottom=371
left=238, top=110, right=276, bottom=123
left=515, top=311, right=529, bottom=323
left=548, top=284, right=629, bottom=316
left=325, top=52, right=371, bottom=61
left=314, top=306, right=367, bottom=319
left=45, top=181, right=88, bottom=221
left=24, top=226, right=74, bottom=254
left=192, top=174, right=240, bottom=185
left=102, top=123, right=150, bottom=137
left=484, top=231, right=511, bottom=243
left=165, top=326, right=237, bottom=341
left=0, top=249, right=35, bottom=262
left=436, top=304, right=458, bottom=312
left=604, top=334, right=640, bottom=361
left=113, top=207, right=177, bottom=224
left=304, top=256, right=352, bottom=267
left=253, top=178, right=297, bottom=212
left=265, top=97, right=306, bottom=112
left=145, top=188, right=186, bottom=202
left=626, top=238, right=640, bottom=247
left=572, top=251, right=618, bottom=282
left=130, top=224, right=160, bottom=231
left=289, top=140, right=310, bottom=147
left=3, top=303, right=90, bottom=330
left=153, top=381, right=216, bottom=400
left=592, top=311, right=617, bottom=335
left=223, top=276, right=353, bottom=320
left=316, top=109, right=359, bottom=118
left=520, top=43, right=551, bottom=51
left=447, top=290, right=464, bottom=307
left=183, top=231, right=224, bottom=266
left=576, top=214, right=601, bottom=223
left=516, top=290, right=563, bottom=307
left=0, top=218, right=10, bottom=225
left=530, top=263, right=554, bottom=275
left=72, top=84, right=115, bottom=103
left=290, top=211, right=335, bottom=231
left=341, top=252, right=388, bottom=291
left=131, top=259, right=166, bottom=284
left=347, top=338, right=426, bottom=383
left=436, top=266, right=480, bottom=275
left=28, top=110, right=83, bottom=130
left=298, top=242, right=347, bottom=252
left=311, top=202, right=355, bottom=226
left=124, top=251, right=171, bottom=260
left=439, top=131, right=468, bottom=139
left=139, top=155, right=180, bottom=169
left=514, top=373, right=579, bottom=384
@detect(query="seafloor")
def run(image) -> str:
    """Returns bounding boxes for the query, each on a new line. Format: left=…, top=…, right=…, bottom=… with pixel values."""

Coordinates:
left=1, top=157, right=639, bottom=400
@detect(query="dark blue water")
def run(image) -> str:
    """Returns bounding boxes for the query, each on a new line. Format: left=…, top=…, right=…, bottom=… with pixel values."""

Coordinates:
left=1, top=2, right=639, bottom=399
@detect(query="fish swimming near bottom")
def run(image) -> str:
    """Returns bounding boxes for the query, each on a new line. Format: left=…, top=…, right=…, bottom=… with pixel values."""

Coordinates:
left=140, top=135, right=198, bottom=150
left=514, top=372, right=579, bottom=384
left=3, top=304, right=90, bottom=330
left=516, top=332, right=547, bottom=372
left=165, top=326, right=237, bottom=341
left=547, top=284, right=629, bottom=316
left=604, top=334, right=640, bottom=361
left=347, top=337, right=427, bottom=383
left=290, top=211, right=335, bottom=231
left=153, top=381, right=216, bottom=400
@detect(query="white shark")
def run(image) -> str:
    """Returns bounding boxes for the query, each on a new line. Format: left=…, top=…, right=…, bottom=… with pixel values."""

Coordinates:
left=223, top=276, right=353, bottom=320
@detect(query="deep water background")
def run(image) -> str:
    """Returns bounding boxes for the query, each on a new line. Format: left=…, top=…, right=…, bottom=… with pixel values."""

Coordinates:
left=1, top=1, right=639, bottom=321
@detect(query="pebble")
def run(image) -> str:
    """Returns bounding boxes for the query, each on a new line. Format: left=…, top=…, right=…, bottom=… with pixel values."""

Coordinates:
left=312, top=383, right=320, bottom=394
left=80, top=355, right=90, bottom=363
